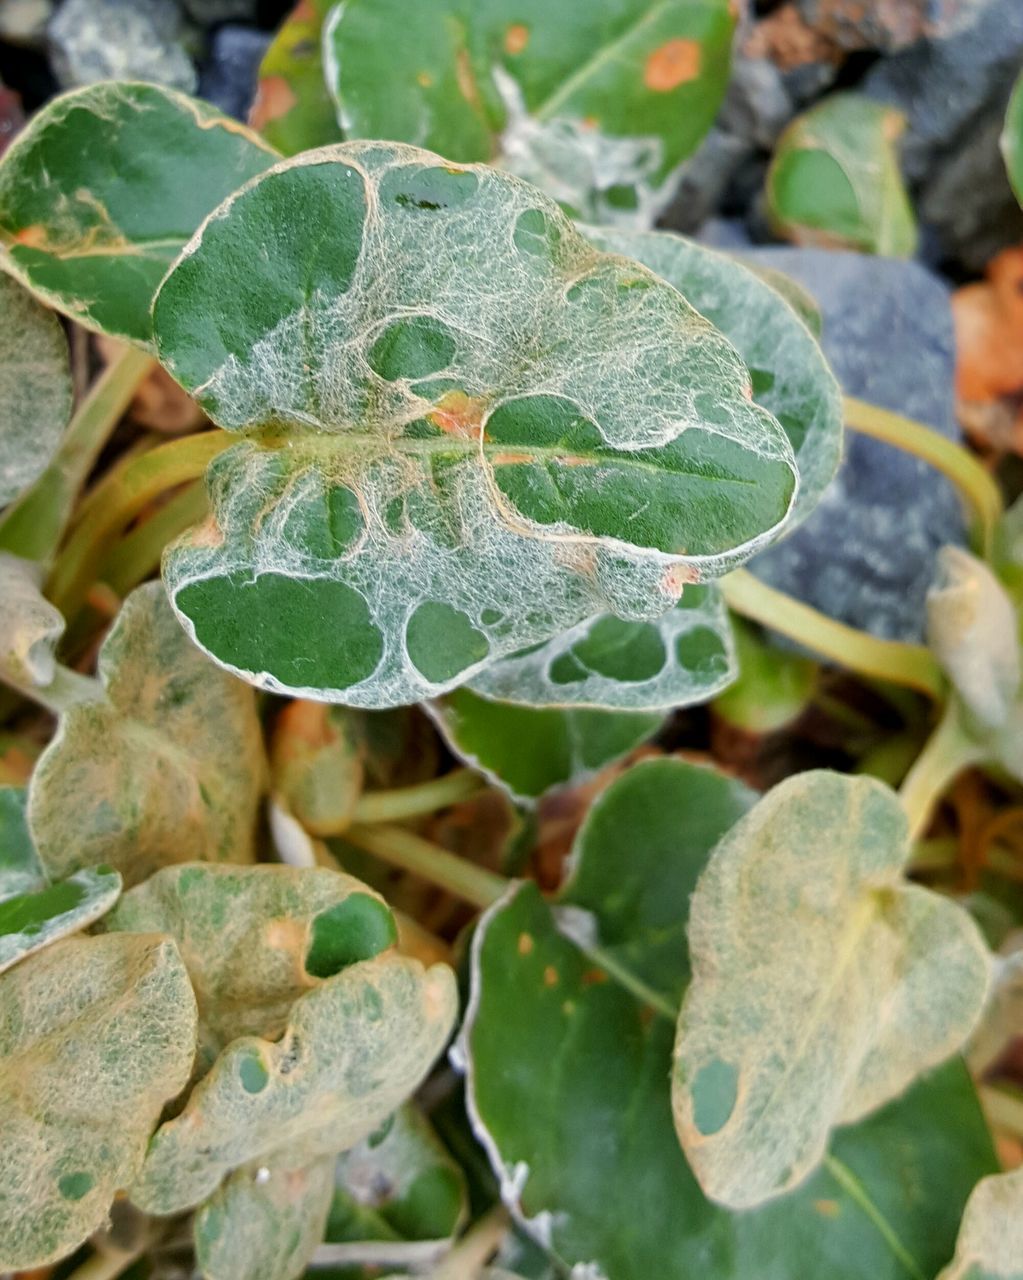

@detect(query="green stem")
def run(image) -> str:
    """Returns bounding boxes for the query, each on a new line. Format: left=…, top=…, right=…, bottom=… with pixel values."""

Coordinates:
left=721, top=570, right=946, bottom=700
left=48, top=430, right=232, bottom=619
left=855, top=730, right=925, bottom=789
left=344, top=823, right=508, bottom=911
left=0, top=345, right=154, bottom=564
left=823, top=1155, right=926, bottom=1280
left=0, top=662, right=102, bottom=716
left=351, top=768, right=485, bottom=826
left=100, top=481, right=209, bottom=596
left=843, top=395, right=1002, bottom=557
left=898, top=702, right=984, bottom=841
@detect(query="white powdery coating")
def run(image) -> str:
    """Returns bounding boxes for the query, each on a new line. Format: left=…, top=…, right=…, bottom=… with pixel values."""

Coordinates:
left=673, top=771, right=992, bottom=1210
left=159, top=141, right=798, bottom=707
left=936, top=1164, right=1023, bottom=1279
left=0, top=553, right=65, bottom=687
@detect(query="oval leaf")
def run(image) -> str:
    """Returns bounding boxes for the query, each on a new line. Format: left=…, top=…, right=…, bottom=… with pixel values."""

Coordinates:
left=673, top=770, right=991, bottom=1209
left=0, top=932, right=197, bottom=1269
left=155, top=142, right=796, bottom=706
left=766, top=94, right=918, bottom=257
left=250, top=0, right=340, bottom=156
left=28, top=583, right=266, bottom=885
left=325, top=0, right=734, bottom=224
left=936, top=1164, right=1023, bottom=1280
left=0, top=82, right=278, bottom=345
left=131, top=952, right=457, bottom=1214
left=105, top=862, right=397, bottom=1061
left=0, top=274, right=71, bottom=506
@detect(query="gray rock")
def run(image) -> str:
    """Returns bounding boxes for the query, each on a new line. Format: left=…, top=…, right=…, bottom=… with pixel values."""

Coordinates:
left=743, top=249, right=967, bottom=643
left=198, top=23, right=270, bottom=120
left=661, top=129, right=755, bottom=235
left=48, top=0, right=197, bottom=92
left=183, top=0, right=259, bottom=24
left=864, top=0, right=1023, bottom=269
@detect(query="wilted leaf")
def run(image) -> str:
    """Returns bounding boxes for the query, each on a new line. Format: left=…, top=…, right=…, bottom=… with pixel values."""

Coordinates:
left=29, top=583, right=265, bottom=885
left=325, top=0, right=734, bottom=225
left=105, top=862, right=397, bottom=1062
left=132, top=952, right=457, bottom=1214
left=250, top=0, right=339, bottom=156
left=1002, top=69, right=1023, bottom=209
left=0, top=82, right=277, bottom=345
left=271, top=701, right=365, bottom=835
left=194, top=1149, right=336, bottom=1280
left=0, top=273, right=71, bottom=506
left=767, top=94, right=917, bottom=258
left=673, top=771, right=991, bottom=1209
left=936, top=1164, right=1023, bottom=1280
left=468, top=585, right=735, bottom=712
left=0, top=932, right=197, bottom=1269
left=154, top=141, right=797, bottom=707
left=0, top=552, right=64, bottom=687
left=429, top=688, right=662, bottom=802
left=464, top=760, right=998, bottom=1278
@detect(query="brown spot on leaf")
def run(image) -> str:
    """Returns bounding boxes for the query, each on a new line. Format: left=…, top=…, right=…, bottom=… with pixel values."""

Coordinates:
left=455, top=47, right=483, bottom=114
left=644, top=39, right=701, bottom=92
left=504, top=23, right=529, bottom=55
left=12, top=224, right=47, bottom=249
left=248, top=77, right=298, bottom=130
left=814, top=1198, right=840, bottom=1218
left=581, top=968, right=608, bottom=986
left=428, top=390, right=487, bottom=439
left=662, top=563, right=698, bottom=599
left=543, top=965, right=558, bottom=987
left=417, top=70, right=434, bottom=88
left=518, top=932, right=534, bottom=956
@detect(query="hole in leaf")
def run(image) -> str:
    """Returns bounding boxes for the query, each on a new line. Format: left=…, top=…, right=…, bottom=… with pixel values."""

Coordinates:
left=676, top=626, right=728, bottom=674
left=406, top=602, right=489, bottom=683
left=692, top=1059, right=738, bottom=1136
left=305, top=894, right=397, bottom=978
left=381, top=165, right=479, bottom=211
left=58, top=1172, right=94, bottom=1201
left=239, top=1052, right=269, bottom=1094
left=563, top=616, right=667, bottom=683
left=513, top=207, right=561, bottom=258
left=368, top=316, right=457, bottom=381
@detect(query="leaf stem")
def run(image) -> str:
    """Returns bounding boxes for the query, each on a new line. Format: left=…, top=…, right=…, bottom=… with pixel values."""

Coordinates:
left=843, top=395, right=1002, bottom=557
left=0, top=662, right=103, bottom=716
left=0, top=344, right=154, bottom=564
left=351, top=769, right=485, bottom=826
left=577, top=940, right=679, bottom=1023
left=47, top=430, right=232, bottom=619
left=899, top=702, right=984, bottom=841
left=344, top=824, right=507, bottom=911
left=721, top=570, right=946, bottom=700
left=100, top=481, right=209, bottom=596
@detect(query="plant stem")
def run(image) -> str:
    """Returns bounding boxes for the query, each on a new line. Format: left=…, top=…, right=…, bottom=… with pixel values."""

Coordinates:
left=62, top=1227, right=156, bottom=1280
left=431, top=1207, right=510, bottom=1280
left=351, top=769, right=485, bottom=825
left=899, top=702, right=984, bottom=841
left=578, top=941, right=678, bottom=1022
left=100, top=481, right=209, bottom=596
left=0, top=662, right=102, bottom=716
left=0, top=345, right=154, bottom=564
left=721, top=570, right=946, bottom=700
left=48, top=430, right=232, bottom=619
left=843, top=395, right=1003, bottom=557
left=344, top=823, right=507, bottom=911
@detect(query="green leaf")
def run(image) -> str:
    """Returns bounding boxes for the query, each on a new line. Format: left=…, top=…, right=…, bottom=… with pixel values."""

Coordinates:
left=584, top=226, right=843, bottom=525
left=324, top=1104, right=468, bottom=1262
left=0, top=864, right=121, bottom=976
left=465, top=764, right=997, bottom=1280
left=712, top=617, right=817, bottom=734
left=28, top=583, right=266, bottom=885
left=0, top=785, right=42, bottom=898
left=1002, top=69, right=1023, bottom=209
left=936, top=1164, right=1023, bottom=1280
left=325, top=0, right=735, bottom=224
left=194, top=1149, right=336, bottom=1280
left=0, top=274, right=71, bottom=506
left=0, top=553, right=64, bottom=688
left=0, top=932, right=198, bottom=1270
left=429, top=687, right=662, bottom=802
left=767, top=94, right=918, bottom=258
left=131, top=952, right=457, bottom=1214
left=0, top=82, right=278, bottom=346
left=673, top=770, right=991, bottom=1209
left=251, top=0, right=340, bottom=156
left=468, top=584, right=735, bottom=711
left=154, top=142, right=797, bottom=706
left=104, top=862, right=397, bottom=1064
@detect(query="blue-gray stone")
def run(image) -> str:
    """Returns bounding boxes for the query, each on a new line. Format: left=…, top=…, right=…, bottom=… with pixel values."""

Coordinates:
left=47, top=0, right=197, bottom=92
left=743, top=248, right=967, bottom=643
left=198, top=23, right=270, bottom=121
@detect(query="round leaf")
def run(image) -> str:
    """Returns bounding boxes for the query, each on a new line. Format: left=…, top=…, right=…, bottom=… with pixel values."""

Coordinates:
left=250, top=0, right=340, bottom=156
left=0, top=82, right=278, bottom=345
left=673, top=771, right=991, bottom=1209
left=155, top=142, right=796, bottom=706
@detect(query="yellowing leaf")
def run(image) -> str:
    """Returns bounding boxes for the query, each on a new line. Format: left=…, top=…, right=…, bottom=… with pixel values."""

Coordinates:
left=937, top=1164, right=1023, bottom=1280
left=0, top=932, right=197, bottom=1269
left=673, top=770, right=991, bottom=1209
left=28, top=583, right=266, bottom=885
left=104, top=862, right=397, bottom=1063
left=132, top=952, right=457, bottom=1214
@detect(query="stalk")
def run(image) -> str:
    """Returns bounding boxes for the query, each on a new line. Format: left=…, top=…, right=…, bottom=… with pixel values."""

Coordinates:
left=350, top=769, right=485, bottom=826
left=898, top=702, right=984, bottom=841
left=343, top=824, right=507, bottom=911
left=721, top=570, right=945, bottom=700
left=0, top=345, right=154, bottom=563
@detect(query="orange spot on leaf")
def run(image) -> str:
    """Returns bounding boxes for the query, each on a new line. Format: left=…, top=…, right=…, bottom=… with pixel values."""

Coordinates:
left=417, top=70, right=434, bottom=88
left=428, top=390, right=486, bottom=439
left=12, top=224, right=47, bottom=249
left=543, top=965, right=559, bottom=987
left=518, top=932, right=534, bottom=956
left=581, top=968, right=608, bottom=986
left=248, top=76, right=298, bottom=130
left=814, top=1199, right=840, bottom=1218
left=644, top=39, right=702, bottom=92
left=504, top=23, right=529, bottom=55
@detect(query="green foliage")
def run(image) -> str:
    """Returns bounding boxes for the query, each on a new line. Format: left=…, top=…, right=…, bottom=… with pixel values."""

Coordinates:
left=1002, top=70, right=1023, bottom=209
left=28, top=583, right=266, bottom=884
left=252, top=0, right=340, bottom=156
left=0, top=274, right=71, bottom=507
left=325, top=0, right=735, bottom=224
left=766, top=94, right=918, bottom=257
